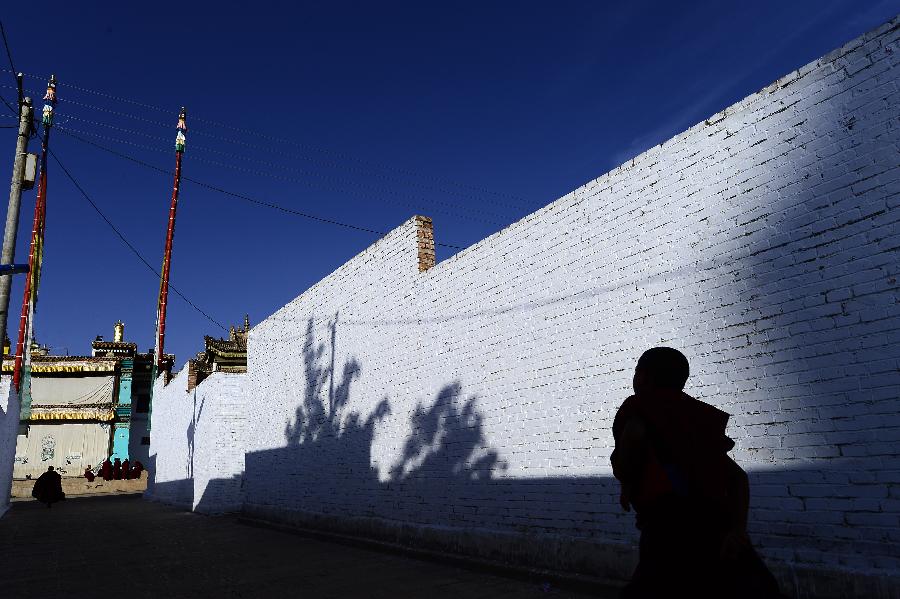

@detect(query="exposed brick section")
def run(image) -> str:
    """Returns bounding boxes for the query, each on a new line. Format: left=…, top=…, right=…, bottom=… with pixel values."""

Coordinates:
left=415, top=215, right=436, bottom=272
left=186, top=360, right=200, bottom=392
left=149, top=19, right=900, bottom=597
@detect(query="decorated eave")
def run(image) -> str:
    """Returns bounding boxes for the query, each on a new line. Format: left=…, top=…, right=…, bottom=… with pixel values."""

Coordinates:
left=136, top=351, right=175, bottom=362
left=204, top=335, right=247, bottom=353
left=2, top=355, right=118, bottom=373
left=28, top=405, right=116, bottom=421
left=91, top=340, right=138, bottom=352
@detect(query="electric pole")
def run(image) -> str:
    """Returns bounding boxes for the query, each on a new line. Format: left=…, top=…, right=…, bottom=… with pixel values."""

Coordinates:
left=0, top=92, right=33, bottom=346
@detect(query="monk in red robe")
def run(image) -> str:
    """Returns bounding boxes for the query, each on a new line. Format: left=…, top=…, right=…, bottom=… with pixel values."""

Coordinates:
left=101, top=459, right=113, bottom=481
left=132, top=461, right=144, bottom=479
left=611, top=347, right=785, bottom=599
left=32, top=466, right=65, bottom=507
left=112, top=458, right=122, bottom=480
left=122, top=459, right=131, bottom=480
left=84, top=465, right=95, bottom=482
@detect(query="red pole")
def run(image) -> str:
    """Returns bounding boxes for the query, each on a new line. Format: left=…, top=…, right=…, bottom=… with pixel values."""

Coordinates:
left=12, top=172, right=43, bottom=390
left=154, top=107, right=186, bottom=371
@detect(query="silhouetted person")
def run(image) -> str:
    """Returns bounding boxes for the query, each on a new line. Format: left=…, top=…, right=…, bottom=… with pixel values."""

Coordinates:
left=32, top=466, right=65, bottom=508
left=611, top=347, right=785, bottom=599
left=83, top=465, right=95, bottom=482
left=122, top=459, right=131, bottom=480
left=132, top=461, right=144, bottom=479
left=112, top=458, right=122, bottom=480
left=101, top=459, right=113, bottom=481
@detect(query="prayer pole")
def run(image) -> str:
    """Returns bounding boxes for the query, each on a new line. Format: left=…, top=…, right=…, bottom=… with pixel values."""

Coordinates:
left=153, top=108, right=186, bottom=374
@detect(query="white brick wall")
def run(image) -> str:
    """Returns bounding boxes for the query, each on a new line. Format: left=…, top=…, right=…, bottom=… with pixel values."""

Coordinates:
left=150, top=18, right=900, bottom=595
left=146, top=371, right=194, bottom=509
left=0, top=378, right=18, bottom=518
left=147, top=371, right=246, bottom=514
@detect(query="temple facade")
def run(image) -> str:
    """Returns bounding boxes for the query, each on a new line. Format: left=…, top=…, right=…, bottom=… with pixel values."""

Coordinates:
left=5, top=322, right=173, bottom=478
left=186, top=315, right=249, bottom=391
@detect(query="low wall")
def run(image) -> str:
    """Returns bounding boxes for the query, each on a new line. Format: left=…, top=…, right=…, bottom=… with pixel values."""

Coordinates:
left=11, top=472, right=147, bottom=499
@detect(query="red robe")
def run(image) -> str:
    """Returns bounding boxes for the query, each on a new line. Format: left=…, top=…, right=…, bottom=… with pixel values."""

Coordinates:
left=101, top=460, right=113, bottom=481
left=611, top=389, right=786, bottom=598
left=84, top=468, right=95, bottom=482
left=121, top=460, right=131, bottom=480
left=611, top=388, right=734, bottom=517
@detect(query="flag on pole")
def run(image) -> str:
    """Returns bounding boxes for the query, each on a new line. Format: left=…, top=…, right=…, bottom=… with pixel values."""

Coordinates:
left=15, top=76, right=56, bottom=410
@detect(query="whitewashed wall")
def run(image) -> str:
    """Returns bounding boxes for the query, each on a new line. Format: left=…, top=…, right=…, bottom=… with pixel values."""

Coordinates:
left=0, top=377, right=18, bottom=518
left=146, top=370, right=194, bottom=509
left=146, top=371, right=246, bottom=514
left=151, top=19, right=900, bottom=597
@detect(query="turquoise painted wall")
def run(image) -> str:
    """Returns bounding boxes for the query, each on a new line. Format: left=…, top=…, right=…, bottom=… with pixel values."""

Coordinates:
left=111, top=423, right=130, bottom=460
left=111, top=359, right=133, bottom=460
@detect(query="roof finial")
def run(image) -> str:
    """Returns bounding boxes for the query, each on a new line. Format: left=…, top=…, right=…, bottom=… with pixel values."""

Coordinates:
left=175, top=107, right=187, bottom=153
left=41, top=74, right=57, bottom=127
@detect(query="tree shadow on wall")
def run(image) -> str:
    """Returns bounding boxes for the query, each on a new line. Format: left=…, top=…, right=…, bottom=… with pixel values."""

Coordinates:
left=188, top=313, right=891, bottom=595
left=244, top=316, right=515, bottom=524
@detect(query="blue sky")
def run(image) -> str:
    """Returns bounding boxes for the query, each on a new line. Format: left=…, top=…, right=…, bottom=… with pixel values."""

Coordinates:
left=0, top=1, right=897, bottom=365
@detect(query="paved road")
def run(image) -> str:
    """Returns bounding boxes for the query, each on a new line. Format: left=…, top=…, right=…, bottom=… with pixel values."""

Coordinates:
left=1, top=494, right=617, bottom=598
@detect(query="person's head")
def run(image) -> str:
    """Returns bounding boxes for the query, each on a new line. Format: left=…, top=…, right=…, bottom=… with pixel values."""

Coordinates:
left=114, top=458, right=120, bottom=463
left=47, top=466, right=54, bottom=472
left=633, top=347, right=689, bottom=394
left=87, top=465, right=92, bottom=469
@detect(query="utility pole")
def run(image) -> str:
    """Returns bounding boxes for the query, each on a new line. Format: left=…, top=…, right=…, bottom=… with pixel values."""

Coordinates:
left=0, top=90, right=33, bottom=346
left=14, top=75, right=56, bottom=394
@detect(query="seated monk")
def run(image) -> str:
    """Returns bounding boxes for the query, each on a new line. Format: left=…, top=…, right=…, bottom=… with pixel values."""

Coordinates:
left=132, top=461, right=144, bottom=479
left=122, top=459, right=131, bottom=480
left=32, top=466, right=65, bottom=508
left=84, top=465, right=95, bottom=482
left=112, top=458, right=122, bottom=480
left=611, top=347, right=787, bottom=599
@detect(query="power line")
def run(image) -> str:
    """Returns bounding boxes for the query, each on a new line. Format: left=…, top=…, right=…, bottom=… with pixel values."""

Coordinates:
left=5, top=81, right=506, bottom=211
left=8, top=70, right=532, bottom=206
left=56, top=127, right=466, bottom=250
left=54, top=122, right=505, bottom=225
left=47, top=147, right=228, bottom=332
left=0, top=91, right=14, bottom=115
left=0, top=20, right=18, bottom=100
left=56, top=109, right=522, bottom=217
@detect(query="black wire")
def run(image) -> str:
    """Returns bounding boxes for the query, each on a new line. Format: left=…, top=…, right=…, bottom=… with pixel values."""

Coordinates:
left=54, top=123, right=504, bottom=225
left=56, top=127, right=464, bottom=250
left=0, top=22, right=15, bottom=73
left=10, top=71, right=530, bottom=206
left=0, top=92, right=14, bottom=115
left=0, top=21, right=17, bottom=93
left=47, top=147, right=228, bottom=332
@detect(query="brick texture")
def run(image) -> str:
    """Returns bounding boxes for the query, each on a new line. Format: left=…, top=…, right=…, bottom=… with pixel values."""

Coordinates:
left=0, top=378, right=18, bottom=518
left=147, top=371, right=246, bottom=514
left=149, top=18, right=900, bottom=596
